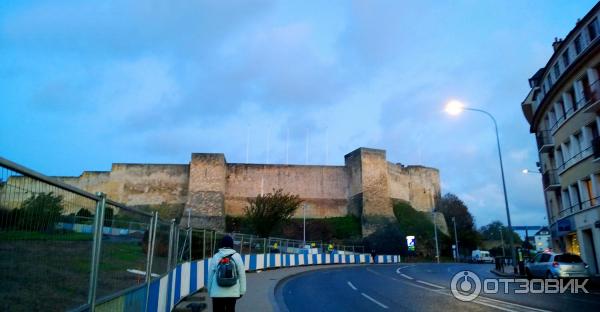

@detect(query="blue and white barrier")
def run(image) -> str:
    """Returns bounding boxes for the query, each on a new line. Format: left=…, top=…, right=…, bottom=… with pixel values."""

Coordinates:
left=95, top=252, right=400, bottom=312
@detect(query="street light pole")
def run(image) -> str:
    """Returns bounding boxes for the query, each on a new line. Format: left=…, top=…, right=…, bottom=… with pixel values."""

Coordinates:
left=452, top=217, right=459, bottom=261
left=445, top=102, right=518, bottom=273
left=433, top=210, right=440, bottom=263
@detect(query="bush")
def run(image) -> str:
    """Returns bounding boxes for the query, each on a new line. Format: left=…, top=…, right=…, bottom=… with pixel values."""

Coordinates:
left=244, top=189, right=302, bottom=238
left=0, top=192, right=65, bottom=232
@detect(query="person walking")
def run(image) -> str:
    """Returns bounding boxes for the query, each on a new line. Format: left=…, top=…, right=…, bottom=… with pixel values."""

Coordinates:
left=207, top=235, right=246, bottom=312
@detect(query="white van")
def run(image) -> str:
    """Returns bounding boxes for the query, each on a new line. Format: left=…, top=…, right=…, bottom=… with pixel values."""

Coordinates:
left=471, top=250, right=494, bottom=263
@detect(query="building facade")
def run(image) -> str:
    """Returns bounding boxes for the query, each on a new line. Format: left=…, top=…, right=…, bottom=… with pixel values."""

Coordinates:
left=522, top=3, right=600, bottom=275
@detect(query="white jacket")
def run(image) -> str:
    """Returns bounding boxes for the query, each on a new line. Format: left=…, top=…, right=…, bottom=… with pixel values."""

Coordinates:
left=207, top=248, right=247, bottom=298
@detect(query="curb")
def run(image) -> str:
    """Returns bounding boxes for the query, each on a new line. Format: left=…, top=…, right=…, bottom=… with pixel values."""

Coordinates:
left=490, top=269, right=523, bottom=278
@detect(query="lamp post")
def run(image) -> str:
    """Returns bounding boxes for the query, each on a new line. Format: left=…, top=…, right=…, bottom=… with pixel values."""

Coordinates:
left=432, top=209, right=440, bottom=263
left=452, top=217, right=459, bottom=261
left=499, top=229, right=506, bottom=257
left=445, top=100, right=517, bottom=273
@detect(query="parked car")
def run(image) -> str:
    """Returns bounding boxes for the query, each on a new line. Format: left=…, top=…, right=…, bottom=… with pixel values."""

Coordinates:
left=471, top=250, right=494, bottom=263
left=525, top=252, right=590, bottom=279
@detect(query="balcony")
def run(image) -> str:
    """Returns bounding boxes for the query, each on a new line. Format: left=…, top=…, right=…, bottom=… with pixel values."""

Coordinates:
left=542, top=169, right=560, bottom=190
left=556, top=195, right=600, bottom=221
left=557, top=145, right=593, bottom=174
left=536, top=130, right=554, bottom=153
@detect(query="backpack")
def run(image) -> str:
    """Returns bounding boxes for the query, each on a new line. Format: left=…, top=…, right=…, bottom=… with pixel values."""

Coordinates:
left=216, top=254, right=238, bottom=287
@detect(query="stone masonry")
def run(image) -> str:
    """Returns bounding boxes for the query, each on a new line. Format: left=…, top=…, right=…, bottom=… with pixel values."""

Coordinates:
left=16, top=147, right=441, bottom=236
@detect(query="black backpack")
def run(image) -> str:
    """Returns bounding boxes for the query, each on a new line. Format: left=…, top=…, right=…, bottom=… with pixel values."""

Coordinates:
left=216, top=254, right=238, bottom=287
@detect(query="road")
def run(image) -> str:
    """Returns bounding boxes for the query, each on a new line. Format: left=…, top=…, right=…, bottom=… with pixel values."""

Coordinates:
left=275, top=263, right=600, bottom=312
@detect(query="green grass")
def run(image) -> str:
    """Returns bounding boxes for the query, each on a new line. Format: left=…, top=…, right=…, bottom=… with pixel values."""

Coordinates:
left=0, top=231, right=93, bottom=241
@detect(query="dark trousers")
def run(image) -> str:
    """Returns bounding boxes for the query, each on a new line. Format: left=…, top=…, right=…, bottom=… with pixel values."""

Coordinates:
left=212, top=297, right=237, bottom=312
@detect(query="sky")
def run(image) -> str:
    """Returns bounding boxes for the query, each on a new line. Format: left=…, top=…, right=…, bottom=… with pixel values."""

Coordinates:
left=1, top=0, right=598, bottom=229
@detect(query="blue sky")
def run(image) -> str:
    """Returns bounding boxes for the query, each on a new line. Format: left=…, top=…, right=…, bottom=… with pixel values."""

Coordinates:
left=1, top=0, right=598, bottom=228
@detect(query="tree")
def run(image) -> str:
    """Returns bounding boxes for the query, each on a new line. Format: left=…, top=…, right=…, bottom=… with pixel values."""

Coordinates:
left=19, top=192, right=64, bottom=231
left=479, top=220, right=522, bottom=245
left=436, top=193, right=481, bottom=256
left=390, top=201, right=451, bottom=258
left=244, top=189, right=302, bottom=238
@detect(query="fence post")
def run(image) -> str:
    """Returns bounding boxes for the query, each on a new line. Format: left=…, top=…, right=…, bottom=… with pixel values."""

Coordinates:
left=87, top=192, right=106, bottom=312
left=189, top=227, right=193, bottom=261
left=202, top=229, right=206, bottom=259
left=174, top=227, right=180, bottom=263
left=248, top=236, right=253, bottom=254
left=167, top=219, right=176, bottom=270
left=240, top=236, right=244, bottom=255
left=212, top=230, right=217, bottom=255
left=144, top=211, right=158, bottom=312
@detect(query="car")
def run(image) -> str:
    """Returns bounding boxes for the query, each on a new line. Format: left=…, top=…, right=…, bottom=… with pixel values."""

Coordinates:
left=525, top=252, right=590, bottom=279
left=471, top=250, right=494, bottom=263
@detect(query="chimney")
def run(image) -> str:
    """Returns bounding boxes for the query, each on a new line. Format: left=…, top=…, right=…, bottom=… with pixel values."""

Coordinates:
left=552, top=37, right=563, bottom=51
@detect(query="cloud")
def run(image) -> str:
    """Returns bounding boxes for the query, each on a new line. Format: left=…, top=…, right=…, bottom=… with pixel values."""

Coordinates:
left=1, top=0, right=597, bottom=229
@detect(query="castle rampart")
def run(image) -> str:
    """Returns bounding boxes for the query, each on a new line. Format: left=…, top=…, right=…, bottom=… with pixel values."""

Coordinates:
left=3, top=147, right=441, bottom=236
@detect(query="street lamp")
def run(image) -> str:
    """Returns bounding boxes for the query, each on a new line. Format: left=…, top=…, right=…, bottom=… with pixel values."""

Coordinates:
left=444, top=100, right=517, bottom=273
left=522, top=169, right=541, bottom=174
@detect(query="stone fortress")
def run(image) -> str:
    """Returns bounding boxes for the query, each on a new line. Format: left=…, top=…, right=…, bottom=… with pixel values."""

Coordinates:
left=55, top=147, right=442, bottom=236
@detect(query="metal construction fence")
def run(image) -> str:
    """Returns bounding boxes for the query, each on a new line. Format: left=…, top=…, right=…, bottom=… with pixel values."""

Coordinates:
left=0, top=157, right=366, bottom=311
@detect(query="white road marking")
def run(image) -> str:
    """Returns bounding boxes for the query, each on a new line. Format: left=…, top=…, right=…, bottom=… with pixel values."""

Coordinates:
left=369, top=266, right=548, bottom=312
left=361, top=292, right=389, bottom=309
left=400, top=273, right=414, bottom=280
left=475, top=296, right=552, bottom=312
left=347, top=281, right=357, bottom=291
left=416, top=280, right=445, bottom=289
left=395, top=264, right=416, bottom=274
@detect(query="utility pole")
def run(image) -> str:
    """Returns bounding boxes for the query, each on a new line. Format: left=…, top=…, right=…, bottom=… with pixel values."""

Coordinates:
left=433, top=210, right=440, bottom=263
left=452, top=217, right=459, bottom=261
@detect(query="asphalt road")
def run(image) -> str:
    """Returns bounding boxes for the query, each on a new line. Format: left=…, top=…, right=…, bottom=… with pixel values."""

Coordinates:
left=275, top=263, right=600, bottom=312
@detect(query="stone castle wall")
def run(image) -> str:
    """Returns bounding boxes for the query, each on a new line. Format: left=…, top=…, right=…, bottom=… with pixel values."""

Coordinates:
left=2, top=147, right=441, bottom=236
left=224, top=164, right=349, bottom=218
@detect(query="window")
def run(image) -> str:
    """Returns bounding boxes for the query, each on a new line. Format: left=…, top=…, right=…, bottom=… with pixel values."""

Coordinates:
left=577, top=75, right=591, bottom=104
left=556, top=101, right=565, bottom=121
left=562, top=189, right=571, bottom=209
left=585, top=122, right=599, bottom=139
left=562, top=49, right=571, bottom=67
left=554, top=254, right=583, bottom=263
left=553, top=63, right=560, bottom=80
left=584, top=178, right=595, bottom=206
left=542, top=83, right=547, bottom=96
left=548, top=108, right=556, bottom=127
left=554, top=189, right=562, bottom=210
left=556, top=146, right=564, bottom=168
left=588, top=18, right=599, bottom=41
left=571, top=183, right=581, bottom=208
left=565, top=87, right=576, bottom=114
left=574, top=35, right=583, bottom=54
left=573, top=132, right=582, bottom=155
left=540, top=253, right=551, bottom=263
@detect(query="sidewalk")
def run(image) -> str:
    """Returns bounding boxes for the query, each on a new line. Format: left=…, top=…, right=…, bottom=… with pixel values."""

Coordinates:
left=490, top=265, right=521, bottom=277
left=174, top=264, right=359, bottom=312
